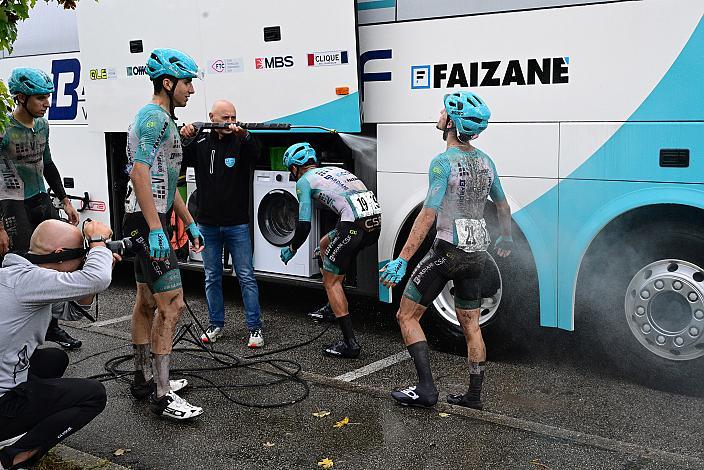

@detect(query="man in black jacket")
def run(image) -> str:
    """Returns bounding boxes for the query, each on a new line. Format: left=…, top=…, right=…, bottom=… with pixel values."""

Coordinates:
left=180, top=100, right=264, bottom=347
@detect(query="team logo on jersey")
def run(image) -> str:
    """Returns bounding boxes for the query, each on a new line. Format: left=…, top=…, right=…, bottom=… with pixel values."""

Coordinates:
left=411, top=57, right=570, bottom=90
left=255, top=56, right=294, bottom=69
left=307, top=51, right=349, bottom=67
left=224, top=157, right=236, bottom=168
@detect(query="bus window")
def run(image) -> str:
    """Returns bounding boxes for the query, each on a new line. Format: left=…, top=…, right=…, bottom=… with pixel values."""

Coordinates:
left=397, top=0, right=620, bottom=21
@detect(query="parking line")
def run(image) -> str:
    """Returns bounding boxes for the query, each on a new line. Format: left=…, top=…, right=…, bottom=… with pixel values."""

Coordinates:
left=335, top=350, right=410, bottom=382
left=89, top=314, right=133, bottom=328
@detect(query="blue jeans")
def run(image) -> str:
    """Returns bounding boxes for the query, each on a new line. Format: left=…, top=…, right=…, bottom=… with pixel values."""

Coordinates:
left=198, top=223, right=262, bottom=330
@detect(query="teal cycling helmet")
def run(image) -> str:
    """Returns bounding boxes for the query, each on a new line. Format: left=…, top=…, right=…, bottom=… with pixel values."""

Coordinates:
left=146, top=48, right=199, bottom=80
left=444, top=91, right=491, bottom=140
left=8, top=68, right=54, bottom=96
left=283, top=142, right=317, bottom=169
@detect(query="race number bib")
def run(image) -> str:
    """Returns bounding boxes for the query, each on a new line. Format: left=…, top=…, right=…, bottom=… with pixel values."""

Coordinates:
left=455, top=218, right=490, bottom=252
left=348, top=191, right=382, bottom=220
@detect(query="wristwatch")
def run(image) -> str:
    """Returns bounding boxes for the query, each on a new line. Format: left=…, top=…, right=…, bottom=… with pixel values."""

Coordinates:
left=86, top=235, right=107, bottom=245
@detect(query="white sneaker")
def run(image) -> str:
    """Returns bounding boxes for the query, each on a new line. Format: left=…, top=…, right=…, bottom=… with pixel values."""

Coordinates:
left=170, top=378, right=188, bottom=393
left=150, top=391, right=203, bottom=420
left=0, top=432, right=25, bottom=448
left=248, top=328, right=264, bottom=348
left=200, top=325, right=223, bottom=344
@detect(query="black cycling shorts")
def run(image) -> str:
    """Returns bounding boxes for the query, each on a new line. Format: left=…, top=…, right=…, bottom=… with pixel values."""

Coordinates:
left=323, top=218, right=380, bottom=276
left=123, top=211, right=181, bottom=293
left=403, top=239, right=486, bottom=309
left=1, top=192, right=59, bottom=253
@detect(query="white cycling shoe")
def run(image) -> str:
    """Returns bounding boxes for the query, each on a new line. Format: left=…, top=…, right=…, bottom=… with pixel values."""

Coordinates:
left=150, top=391, right=203, bottom=420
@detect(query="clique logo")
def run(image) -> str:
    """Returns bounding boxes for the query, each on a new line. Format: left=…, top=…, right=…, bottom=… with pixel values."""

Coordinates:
left=255, top=56, right=294, bottom=69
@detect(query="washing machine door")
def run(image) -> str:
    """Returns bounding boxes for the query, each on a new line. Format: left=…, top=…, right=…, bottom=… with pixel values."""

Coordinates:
left=257, top=189, right=299, bottom=247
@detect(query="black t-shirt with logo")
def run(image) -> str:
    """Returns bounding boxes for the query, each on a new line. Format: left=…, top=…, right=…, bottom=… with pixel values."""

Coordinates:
left=182, top=130, right=261, bottom=226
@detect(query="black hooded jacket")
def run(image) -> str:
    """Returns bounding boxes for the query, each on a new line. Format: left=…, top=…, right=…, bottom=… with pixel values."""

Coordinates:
left=182, top=130, right=261, bottom=226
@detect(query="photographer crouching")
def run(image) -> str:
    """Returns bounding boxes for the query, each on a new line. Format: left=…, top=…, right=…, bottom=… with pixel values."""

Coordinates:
left=0, top=219, right=117, bottom=469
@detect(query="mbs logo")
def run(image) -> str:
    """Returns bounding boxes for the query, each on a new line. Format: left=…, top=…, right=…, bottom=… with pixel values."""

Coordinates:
left=48, top=58, right=86, bottom=121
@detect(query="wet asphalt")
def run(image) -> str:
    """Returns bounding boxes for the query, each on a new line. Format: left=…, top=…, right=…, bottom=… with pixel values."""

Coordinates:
left=54, top=264, right=704, bottom=470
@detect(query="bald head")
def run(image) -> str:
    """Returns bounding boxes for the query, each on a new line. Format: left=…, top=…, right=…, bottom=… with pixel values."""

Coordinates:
left=29, top=220, right=83, bottom=254
left=209, top=100, right=237, bottom=137
left=211, top=100, right=235, bottom=116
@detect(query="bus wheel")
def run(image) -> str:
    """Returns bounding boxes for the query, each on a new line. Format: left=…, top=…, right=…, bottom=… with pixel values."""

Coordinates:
left=577, top=219, right=704, bottom=394
left=422, top=236, right=539, bottom=356
left=424, top=254, right=503, bottom=346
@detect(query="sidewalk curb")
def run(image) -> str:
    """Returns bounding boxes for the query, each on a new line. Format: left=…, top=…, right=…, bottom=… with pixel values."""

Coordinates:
left=53, top=444, right=130, bottom=470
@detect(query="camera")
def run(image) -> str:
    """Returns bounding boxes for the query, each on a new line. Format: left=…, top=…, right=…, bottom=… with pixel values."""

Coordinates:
left=105, top=237, right=137, bottom=256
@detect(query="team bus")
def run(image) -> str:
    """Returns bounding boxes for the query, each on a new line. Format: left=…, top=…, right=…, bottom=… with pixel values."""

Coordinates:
left=1, top=0, right=702, bottom=389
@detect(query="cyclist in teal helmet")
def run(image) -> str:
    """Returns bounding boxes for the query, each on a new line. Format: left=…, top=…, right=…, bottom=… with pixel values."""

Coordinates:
left=380, top=91, right=512, bottom=410
left=283, top=142, right=382, bottom=359
left=145, top=48, right=199, bottom=120
left=123, top=48, right=204, bottom=421
left=1, top=67, right=82, bottom=349
left=442, top=91, right=491, bottom=143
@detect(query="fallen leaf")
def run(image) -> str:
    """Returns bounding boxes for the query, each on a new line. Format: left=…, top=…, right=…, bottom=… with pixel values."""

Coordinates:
left=313, top=410, right=331, bottom=418
left=113, top=448, right=130, bottom=456
left=438, top=412, right=450, bottom=418
left=263, top=442, right=275, bottom=447
left=530, top=459, right=551, bottom=469
left=318, top=458, right=334, bottom=469
left=333, top=417, right=350, bottom=428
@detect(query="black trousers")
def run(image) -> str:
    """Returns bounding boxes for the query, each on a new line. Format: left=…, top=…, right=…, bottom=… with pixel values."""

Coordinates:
left=0, top=348, right=106, bottom=469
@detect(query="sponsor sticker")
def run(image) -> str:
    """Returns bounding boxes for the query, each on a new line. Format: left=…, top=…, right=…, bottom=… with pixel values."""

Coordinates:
left=207, top=58, right=244, bottom=74
left=410, top=57, right=570, bottom=90
left=88, top=200, right=106, bottom=212
left=126, top=65, right=148, bottom=77
left=255, top=56, right=294, bottom=69
left=411, top=65, right=431, bottom=89
left=307, top=50, right=349, bottom=67
left=89, top=68, right=116, bottom=80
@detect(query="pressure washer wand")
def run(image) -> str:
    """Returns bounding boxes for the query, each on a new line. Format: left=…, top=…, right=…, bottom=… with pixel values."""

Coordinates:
left=192, top=122, right=337, bottom=133
left=194, top=121, right=291, bottom=131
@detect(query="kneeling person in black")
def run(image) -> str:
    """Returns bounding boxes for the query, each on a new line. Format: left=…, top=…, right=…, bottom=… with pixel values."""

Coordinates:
left=0, top=219, right=115, bottom=469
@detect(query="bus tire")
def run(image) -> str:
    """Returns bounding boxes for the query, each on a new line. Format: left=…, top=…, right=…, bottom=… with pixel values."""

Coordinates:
left=423, top=231, right=539, bottom=357
left=576, top=216, right=704, bottom=395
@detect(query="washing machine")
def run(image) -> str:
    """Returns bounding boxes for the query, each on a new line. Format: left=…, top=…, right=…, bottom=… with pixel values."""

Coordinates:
left=253, top=170, right=319, bottom=277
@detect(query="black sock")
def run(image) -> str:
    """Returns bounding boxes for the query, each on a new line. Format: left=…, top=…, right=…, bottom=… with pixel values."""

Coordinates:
left=465, top=362, right=486, bottom=402
left=408, top=341, right=436, bottom=392
left=338, top=314, right=357, bottom=344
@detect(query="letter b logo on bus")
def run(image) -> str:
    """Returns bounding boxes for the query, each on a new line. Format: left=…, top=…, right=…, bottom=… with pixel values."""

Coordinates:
left=49, top=58, right=83, bottom=121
